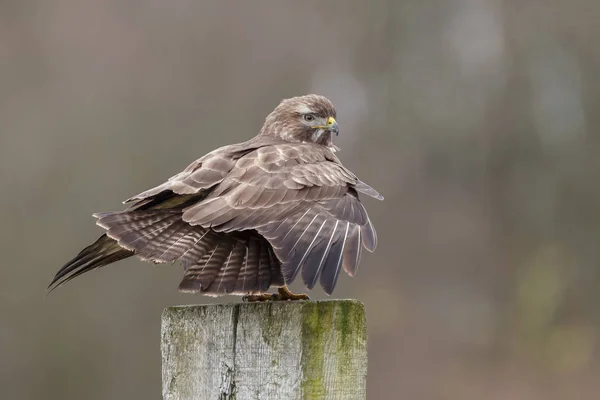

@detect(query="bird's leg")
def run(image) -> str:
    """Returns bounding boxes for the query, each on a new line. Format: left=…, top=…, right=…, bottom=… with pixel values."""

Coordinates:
left=242, top=292, right=277, bottom=302
left=276, top=285, right=310, bottom=301
left=242, top=285, right=309, bottom=302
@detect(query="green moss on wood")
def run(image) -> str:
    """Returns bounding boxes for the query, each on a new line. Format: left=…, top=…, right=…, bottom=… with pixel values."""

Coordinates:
left=162, top=300, right=366, bottom=399
left=300, top=302, right=334, bottom=398
left=335, top=300, right=366, bottom=381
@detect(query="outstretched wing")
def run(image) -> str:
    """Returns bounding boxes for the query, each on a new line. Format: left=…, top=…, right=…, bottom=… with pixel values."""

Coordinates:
left=116, top=136, right=291, bottom=294
left=50, top=137, right=288, bottom=294
left=181, top=142, right=383, bottom=294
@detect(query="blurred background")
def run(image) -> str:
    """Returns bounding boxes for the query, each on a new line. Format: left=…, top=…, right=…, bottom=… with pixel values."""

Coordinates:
left=2, top=0, right=600, bottom=399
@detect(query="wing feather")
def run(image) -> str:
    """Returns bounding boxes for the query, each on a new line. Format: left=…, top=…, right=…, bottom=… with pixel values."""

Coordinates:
left=302, top=220, right=338, bottom=289
left=319, top=221, right=350, bottom=294
left=55, top=137, right=380, bottom=296
left=123, top=137, right=285, bottom=204
left=342, top=224, right=362, bottom=277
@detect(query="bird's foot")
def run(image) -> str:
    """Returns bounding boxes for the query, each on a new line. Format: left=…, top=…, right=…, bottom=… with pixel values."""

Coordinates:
left=242, top=293, right=277, bottom=302
left=241, top=286, right=310, bottom=302
left=276, top=285, right=310, bottom=301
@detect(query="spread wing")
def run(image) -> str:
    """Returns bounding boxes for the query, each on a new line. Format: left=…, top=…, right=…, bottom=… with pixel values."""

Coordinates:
left=180, top=143, right=383, bottom=294
left=50, top=137, right=289, bottom=294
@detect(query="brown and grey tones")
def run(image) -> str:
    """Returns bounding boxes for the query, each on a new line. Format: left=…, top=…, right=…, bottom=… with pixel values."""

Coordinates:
left=49, top=95, right=383, bottom=297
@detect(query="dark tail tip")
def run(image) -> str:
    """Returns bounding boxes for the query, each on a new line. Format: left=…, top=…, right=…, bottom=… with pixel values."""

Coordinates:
left=48, top=234, right=132, bottom=292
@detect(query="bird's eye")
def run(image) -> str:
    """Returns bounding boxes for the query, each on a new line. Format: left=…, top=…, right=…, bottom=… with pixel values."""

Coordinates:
left=303, top=114, right=315, bottom=122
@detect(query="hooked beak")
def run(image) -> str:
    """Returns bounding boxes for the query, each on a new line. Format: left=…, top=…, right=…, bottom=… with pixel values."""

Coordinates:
left=313, top=116, right=339, bottom=136
left=326, top=116, right=339, bottom=136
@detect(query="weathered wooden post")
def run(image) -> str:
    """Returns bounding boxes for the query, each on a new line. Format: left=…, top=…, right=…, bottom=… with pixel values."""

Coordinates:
left=161, top=300, right=367, bottom=400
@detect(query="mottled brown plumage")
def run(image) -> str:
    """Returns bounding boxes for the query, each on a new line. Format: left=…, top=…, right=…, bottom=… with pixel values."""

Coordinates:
left=49, top=94, right=383, bottom=296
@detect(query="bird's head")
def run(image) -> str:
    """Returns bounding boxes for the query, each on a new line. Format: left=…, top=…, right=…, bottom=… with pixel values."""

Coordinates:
left=260, top=94, right=339, bottom=149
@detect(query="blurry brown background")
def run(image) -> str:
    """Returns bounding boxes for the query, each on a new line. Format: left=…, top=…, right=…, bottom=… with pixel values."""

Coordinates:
left=2, top=1, right=600, bottom=399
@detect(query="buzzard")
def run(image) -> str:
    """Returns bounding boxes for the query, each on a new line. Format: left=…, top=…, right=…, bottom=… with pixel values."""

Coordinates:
left=49, top=95, right=383, bottom=300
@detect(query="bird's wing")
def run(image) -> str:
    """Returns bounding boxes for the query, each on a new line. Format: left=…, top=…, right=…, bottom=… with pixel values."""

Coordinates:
left=181, top=142, right=383, bottom=294
left=123, top=137, right=285, bottom=206
left=49, top=137, right=289, bottom=294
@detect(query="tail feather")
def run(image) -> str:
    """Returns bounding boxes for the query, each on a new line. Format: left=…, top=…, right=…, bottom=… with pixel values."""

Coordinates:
left=181, top=240, right=235, bottom=291
left=235, top=237, right=261, bottom=293
left=53, top=209, right=284, bottom=295
left=257, top=240, right=273, bottom=291
left=179, top=234, right=282, bottom=295
left=206, top=241, right=246, bottom=293
left=268, top=247, right=285, bottom=287
left=48, top=234, right=133, bottom=291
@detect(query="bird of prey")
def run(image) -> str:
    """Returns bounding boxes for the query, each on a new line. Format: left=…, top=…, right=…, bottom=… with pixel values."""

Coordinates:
left=49, top=94, right=383, bottom=300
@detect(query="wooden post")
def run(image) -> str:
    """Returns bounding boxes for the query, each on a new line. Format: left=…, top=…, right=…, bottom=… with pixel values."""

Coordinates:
left=161, top=300, right=367, bottom=400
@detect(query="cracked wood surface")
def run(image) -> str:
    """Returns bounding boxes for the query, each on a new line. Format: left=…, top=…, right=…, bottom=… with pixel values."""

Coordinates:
left=161, top=300, right=367, bottom=400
